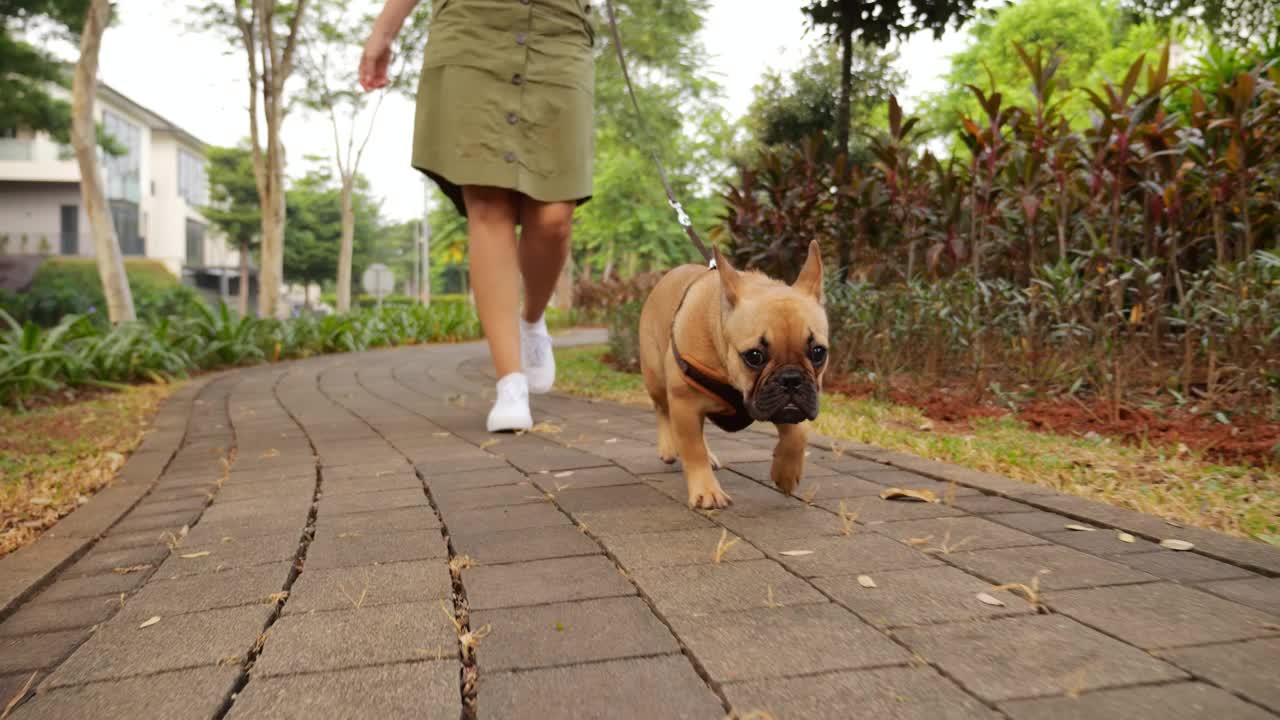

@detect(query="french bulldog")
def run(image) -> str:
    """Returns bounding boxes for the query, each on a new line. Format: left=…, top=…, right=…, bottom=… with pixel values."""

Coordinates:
left=638, top=240, right=830, bottom=508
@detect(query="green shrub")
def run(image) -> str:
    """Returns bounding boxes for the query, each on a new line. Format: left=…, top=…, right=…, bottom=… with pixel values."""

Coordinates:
left=0, top=258, right=202, bottom=327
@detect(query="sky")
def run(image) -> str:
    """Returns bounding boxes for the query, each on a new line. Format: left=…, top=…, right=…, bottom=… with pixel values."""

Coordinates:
left=89, top=1, right=968, bottom=224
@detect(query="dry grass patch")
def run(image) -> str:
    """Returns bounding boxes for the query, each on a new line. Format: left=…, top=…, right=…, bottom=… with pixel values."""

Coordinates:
left=1, top=382, right=174, bottom=557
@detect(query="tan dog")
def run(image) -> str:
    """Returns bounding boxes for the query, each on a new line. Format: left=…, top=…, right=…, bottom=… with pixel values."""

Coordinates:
left=639, top=241, right=829, bottom=508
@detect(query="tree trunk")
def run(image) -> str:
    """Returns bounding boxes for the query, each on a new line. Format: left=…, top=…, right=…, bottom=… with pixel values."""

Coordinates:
left=71, top=0, right=135, bottom=324
left=336, top=175, right=355, bottom=313
left=256, top=107, right=287, bottom=319
left=836, top=23, right=853, bottom=161
left=238, top=238, right=251, bottom=318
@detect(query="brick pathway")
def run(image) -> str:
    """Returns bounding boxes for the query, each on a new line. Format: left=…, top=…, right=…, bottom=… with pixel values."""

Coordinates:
left=1, top=331, right=1277, bottom=719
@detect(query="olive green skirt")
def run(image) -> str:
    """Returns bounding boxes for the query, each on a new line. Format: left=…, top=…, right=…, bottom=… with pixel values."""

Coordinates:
left=412, top=0, right=596, bottom=217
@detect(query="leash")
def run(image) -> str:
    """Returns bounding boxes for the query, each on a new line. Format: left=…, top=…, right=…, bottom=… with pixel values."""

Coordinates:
left=602, top=0, right=715, bottom=266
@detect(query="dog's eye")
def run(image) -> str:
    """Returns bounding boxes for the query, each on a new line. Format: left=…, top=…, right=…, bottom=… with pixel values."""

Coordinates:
left=740, top=349, right=767, bottom=369
left=808, top=346, right=828, bottom=365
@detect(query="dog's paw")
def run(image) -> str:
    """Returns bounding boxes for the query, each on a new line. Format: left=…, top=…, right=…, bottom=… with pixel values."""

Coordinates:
left=687, top=475, right=732, bottom=509
left=770, top=461, right=802, bottom=496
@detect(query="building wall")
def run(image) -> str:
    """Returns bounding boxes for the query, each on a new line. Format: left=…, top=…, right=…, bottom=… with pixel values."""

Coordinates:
left=0, top=181, right=87, bottom=255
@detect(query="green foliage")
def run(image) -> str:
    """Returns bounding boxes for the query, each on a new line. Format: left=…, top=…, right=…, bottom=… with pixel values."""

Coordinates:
left=203, top=144, right=261, bottom=253
left=0, top=258, right=202, bottom=328
left=0, top=300, right=487, bottom=407
left=0, top=0, right=88, bottom=143
left=801, top=0, right=977, bottom=48
left=1123, top=0, right=1279, bottom=47
left=283, top=166, right=381, bottom=291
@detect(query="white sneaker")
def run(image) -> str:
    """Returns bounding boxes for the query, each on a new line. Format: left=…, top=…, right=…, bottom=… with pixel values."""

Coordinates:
left=486, top=372, right=533, bottom=432
left=520, top=315, right=555, bottom=394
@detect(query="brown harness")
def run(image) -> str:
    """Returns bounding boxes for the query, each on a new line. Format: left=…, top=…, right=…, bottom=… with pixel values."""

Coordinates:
left=668, top=271, right=755, bottom=433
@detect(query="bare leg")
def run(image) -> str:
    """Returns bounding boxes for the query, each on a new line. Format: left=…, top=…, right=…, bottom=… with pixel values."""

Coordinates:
left=516, top=197, right=574, bottom=322
left=464, top=186, right=521, bottom=378
left=770, top=423, right=807, bottom=495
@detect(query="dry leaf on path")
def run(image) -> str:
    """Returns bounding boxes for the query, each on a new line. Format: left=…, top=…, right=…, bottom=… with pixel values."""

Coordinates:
left=138, top=616, right=161, bottom=629
left=1159, top=539, right=1195, bottom=551
left=976, top=592, right=1006, bottom=607
left=479, top=439, right=499, bottom=450
left=1117, top=532, right=1136, bottom=543
left=1064, top=524, right=1096, bottom=532
left=180, top=551, right=211, bottom=559
left=880, top=487, right=938, bottom=503
left=432, top=432, right=450, bottom=437
left=779, top=550, right=814, bottom=557
left=553, top=471, right=574, bottom=478
left=857, top=575, right=877, bottom=588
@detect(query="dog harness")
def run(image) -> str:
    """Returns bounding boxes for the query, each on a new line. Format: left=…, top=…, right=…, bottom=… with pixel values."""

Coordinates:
left=668, top=270, right=755, bottom=433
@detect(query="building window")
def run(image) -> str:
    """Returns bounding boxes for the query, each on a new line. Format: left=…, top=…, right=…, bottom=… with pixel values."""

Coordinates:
left=178, top=148, right=208, bottom=206
left=102, top=110, right=141, bottom=203
left=60, top=205, right=79, bottom=255
left=185, top=219, right=206, bottom=267
left=111, top=201, right=143, bottom=255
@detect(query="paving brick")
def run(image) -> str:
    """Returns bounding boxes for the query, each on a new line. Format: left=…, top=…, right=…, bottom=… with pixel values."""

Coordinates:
left=727, top=460, right=839, bottom=483
left=1037, top=528, right=1161, bottom=555
left=423, top=465, right=527, bottom=491
left=986, top=511, right=1095, bottom=535
left=252, top=601, right=456, bottom=677
left=37, top=571, right=148, bottom=603
left=306, top=529, right=447, bottom=571
left=719, top=507, right=849, bottom=543
left=643, top=473, right=795, bottom=513
left=951, top=495, right=1033, bottom=514
left=215, top=476, right=315, bottom=502
left=10, top=667, right=240, bottom=720
left=154, top=532, right=299, bottom=579
left=1197, top=576, right=1280, bottom=615
left=0, top=595, right=118, bottom=637
left=895, top=614, right=1186, bottom=703
left=670, top=603, right=907, bottom=683
left=999, top=681, right=1274, bottom=720
left=61, top=544, right=169, bottom=579
left=528, top=465, right=639, bottom=491
left=872, top=516, right=1048, bottom=552
left=481, top=655, right=723, bottom=720
left=227, top=662, right=460, bottom=720
left=1157, top=638, right=1280, bottom=713
left=127, top=496, right=209, bottom=519
left=464, top=555, right=634, bottom=610
left=598, top=528, right=764, bottom=569
left=947, top=545, right=1157, bottom=591
left=0, top=630, right=86, bottom=674
left=285, top=560, right=452, bottom=614
left=553, top=483, right=675, bottom=514
left=45, top=605, right=273, bottom=687
left=501, top=447, right=612, bottom=474
left=0, top=671, right=42, bottom=712
left=320, top=472, right=421, bottom=496
left=314, top=505, right=440, bottom=537
left=573, top=502, right=715, bottom=536
left=432, top=482, right=545, bottom=515
left=855, top=469, right=980, bottom=496
left=752, top=532, right=936, bottom=576
left=473, top=596, right=678, bottom=672
left=816, top=565, right=1032, bottom=628
left=450, top=525, right=600, bottom=566
left=118, top=562, right=292, bottom=621
left=723, top=666, right=999, bottom=720
left=445, top=503, right=571, bottom=534
left=182, top=511, right=307, bottom=543
left=611, top=454, right=684, bottom=476
left=813, top=493, right=966, bottom=523
left=94, top=526, right=183, bottom=552
left=1117, top=550, right=1259, bottom=583
left=630, top=559, right=825, bottom=617
left=322, top=461, right=412, bottom=480
left=1048, top=583, right=1280, bottom=649
left=317, top=488, right=428, bottom=518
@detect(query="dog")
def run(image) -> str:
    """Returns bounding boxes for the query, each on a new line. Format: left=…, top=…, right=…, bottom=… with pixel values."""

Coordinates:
left=638, top=241, right=829, bottom=508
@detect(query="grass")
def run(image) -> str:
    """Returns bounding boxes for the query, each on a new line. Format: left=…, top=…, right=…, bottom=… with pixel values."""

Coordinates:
left=552, top=345, right=1280, bottom=546
left=0, top=382, right=175, bottom=557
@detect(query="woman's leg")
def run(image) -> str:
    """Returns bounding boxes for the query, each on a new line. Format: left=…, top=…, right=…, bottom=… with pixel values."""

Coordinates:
left=516, top=197, right=575, bottom=322
left=463, top=185, right=522, bottom=379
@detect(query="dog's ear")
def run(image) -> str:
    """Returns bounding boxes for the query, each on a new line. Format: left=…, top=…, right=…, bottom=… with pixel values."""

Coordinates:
left=792, top=240, right=824, bottom=303
left=713, top=247, right=743, bottom=308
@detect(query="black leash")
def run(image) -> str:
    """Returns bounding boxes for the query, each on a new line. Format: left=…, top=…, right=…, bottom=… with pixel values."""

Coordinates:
left=602, top=0, right=714, bottom=266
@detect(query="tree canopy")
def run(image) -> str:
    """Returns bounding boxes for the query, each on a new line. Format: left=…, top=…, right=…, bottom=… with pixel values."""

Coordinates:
left=1, top=0, right=88, bottom=141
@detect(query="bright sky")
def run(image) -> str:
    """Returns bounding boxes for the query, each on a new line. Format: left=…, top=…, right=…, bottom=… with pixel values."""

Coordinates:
left=91, top=1, right=967, bottom=223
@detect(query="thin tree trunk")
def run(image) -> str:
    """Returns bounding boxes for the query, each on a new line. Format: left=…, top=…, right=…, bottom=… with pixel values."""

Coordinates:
left=72, top=0, right=135, bottom=324
left=336, top=176, right=355, bottom=312
left=836, top=23, right=853, bottom=160
left=238, top=239, right=251, bottom=318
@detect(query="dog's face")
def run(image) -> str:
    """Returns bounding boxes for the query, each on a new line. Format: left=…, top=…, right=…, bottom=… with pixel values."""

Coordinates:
left=715, top=241, right=829, bottom=425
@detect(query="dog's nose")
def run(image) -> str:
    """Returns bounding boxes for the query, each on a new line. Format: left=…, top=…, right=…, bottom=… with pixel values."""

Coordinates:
left=777, top=368, right=806, bottom=392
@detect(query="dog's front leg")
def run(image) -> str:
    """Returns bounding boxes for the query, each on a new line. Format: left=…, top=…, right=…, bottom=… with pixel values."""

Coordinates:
left=770, top=422, right=807, bottom=495
left=670, top=397, right=732, bottom=509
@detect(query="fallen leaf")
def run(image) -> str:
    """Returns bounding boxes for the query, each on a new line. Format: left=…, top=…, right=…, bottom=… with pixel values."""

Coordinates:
left=1159, top=539, right=1194, bottom=551
left=857, top=575, right=877, bottom=588
left=30, top=497, right=53, bottom=507
left=905, top=536, right=933, bottom=546
left=112, top=564, right=152, bottom=574
left=432, top=432, right=450, bottom=437
left=553, top=471, right=574, bottom=478
left=1064, top=524, right=1096, bottom=532
left=597, top=419, right=609, bottom=424
left=917, top=420, right=935, bottom=432
left=1117, top=532, right=1136, bottom=543
left=179, top=551, right=211, bottom=559
left=976, top=592, right=1006, bottom=607
left=779, top=550, right=814, bottom=557
left=138, top=616, right=161, bottom=629
left=479, top=439, right=499, bottom=450
left=880, top=487, right=938, bottom=503
left=605, top=438, right=619, bottom=444
left=554, top=622, right=565, bottom=632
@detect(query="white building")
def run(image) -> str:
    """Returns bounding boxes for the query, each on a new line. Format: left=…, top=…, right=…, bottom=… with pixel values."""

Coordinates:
left=0, top=82, right=251, bottom=301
